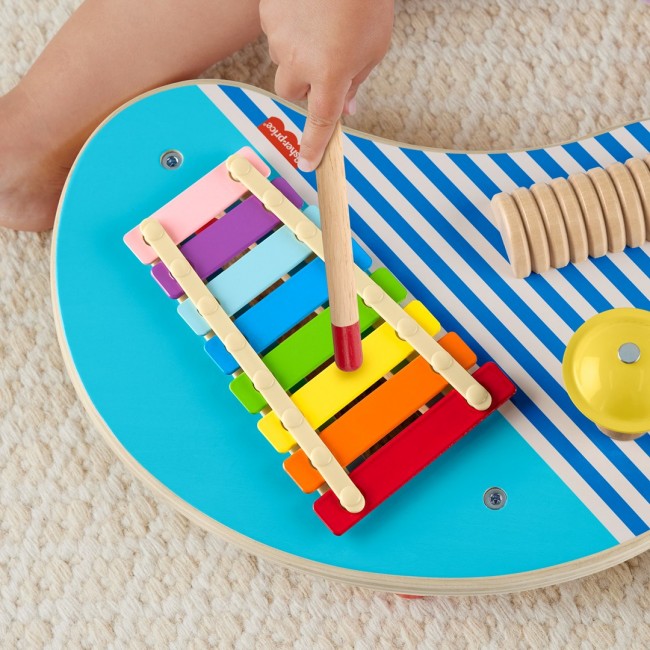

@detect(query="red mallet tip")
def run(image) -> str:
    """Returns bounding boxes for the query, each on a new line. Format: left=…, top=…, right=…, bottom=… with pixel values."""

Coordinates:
left=332, top=322, right=363, bottom=372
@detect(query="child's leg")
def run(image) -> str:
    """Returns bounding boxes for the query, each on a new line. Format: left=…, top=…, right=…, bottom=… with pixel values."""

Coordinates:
left=0, top=0, right=261, bottom=232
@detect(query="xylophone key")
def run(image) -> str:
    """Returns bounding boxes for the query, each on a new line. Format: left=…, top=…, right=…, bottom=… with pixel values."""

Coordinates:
left=313, top=362, right=516, bottom=535
left=124, top=146, right=270, bottom=264
left=151, top=177, right=303, bottom=298
left=284, top=332, right=477, bottom=493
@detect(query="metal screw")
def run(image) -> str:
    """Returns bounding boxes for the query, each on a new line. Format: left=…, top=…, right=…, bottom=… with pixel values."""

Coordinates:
left=483, top=487, right=507, bottom=510
left=618, top=342, right=640, bottom=365
left=161, top=150, right=183, bottom=170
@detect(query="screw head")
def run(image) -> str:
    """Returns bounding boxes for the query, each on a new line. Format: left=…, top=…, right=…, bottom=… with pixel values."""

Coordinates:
left=618, top=342, right=640, bottom=365
left=483, top=487, right=507, bottom=510
left=161, top=150, right=183, bottom=170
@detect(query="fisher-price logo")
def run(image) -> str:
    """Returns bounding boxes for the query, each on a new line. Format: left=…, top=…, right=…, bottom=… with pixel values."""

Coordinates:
left=258, top=117, right=300, bottom=168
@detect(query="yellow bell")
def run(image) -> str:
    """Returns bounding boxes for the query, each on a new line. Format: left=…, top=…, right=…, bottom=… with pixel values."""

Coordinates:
left=562, top=308, right=650, bottom=439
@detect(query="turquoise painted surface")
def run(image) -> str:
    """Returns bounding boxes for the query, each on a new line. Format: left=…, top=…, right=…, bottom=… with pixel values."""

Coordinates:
left=55, top=84, right=617, bottom=578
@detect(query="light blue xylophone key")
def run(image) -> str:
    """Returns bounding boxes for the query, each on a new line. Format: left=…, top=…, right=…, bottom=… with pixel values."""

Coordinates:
left=177, top=224, right=311, bottom=335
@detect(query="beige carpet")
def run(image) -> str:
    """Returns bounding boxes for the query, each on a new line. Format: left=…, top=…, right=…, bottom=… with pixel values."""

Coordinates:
left=1, top=1, right=650, bottom=647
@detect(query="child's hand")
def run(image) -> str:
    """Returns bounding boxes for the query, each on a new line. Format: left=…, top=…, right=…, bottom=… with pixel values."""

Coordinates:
left=260, top=0, right=394, bottom=171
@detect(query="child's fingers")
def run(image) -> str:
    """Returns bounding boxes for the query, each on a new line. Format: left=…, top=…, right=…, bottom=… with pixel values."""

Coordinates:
left=342, top=98, right=356, bottom=117
left=274, top=65, right=309, bottom=103
left=267, top=42, right=279, bottom=65
left=343, top=64, right=374, bottom=115
left=298, top=82, right=349, bottom=172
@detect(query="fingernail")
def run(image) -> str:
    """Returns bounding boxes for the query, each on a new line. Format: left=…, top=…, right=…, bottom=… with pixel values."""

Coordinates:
left=297, top=155, right=315, bottom=172
left=348, top=97, right=357, bottom=115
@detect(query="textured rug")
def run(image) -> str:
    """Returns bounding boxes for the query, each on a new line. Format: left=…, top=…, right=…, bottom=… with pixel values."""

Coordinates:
left=1, top=1, right=649, bottom=647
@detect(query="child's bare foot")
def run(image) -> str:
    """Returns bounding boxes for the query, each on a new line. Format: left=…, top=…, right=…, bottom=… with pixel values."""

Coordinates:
left=0, top=87, right=75, bottom=232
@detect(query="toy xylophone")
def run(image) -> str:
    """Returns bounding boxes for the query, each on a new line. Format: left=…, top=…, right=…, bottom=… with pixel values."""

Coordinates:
left=52, top=80, right=650, bottom=595
left=123, top=147, right=514, bottom=535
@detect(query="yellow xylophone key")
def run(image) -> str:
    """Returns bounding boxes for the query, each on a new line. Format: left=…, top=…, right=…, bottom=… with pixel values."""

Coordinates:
left=258, top=301, right=441, bottom=448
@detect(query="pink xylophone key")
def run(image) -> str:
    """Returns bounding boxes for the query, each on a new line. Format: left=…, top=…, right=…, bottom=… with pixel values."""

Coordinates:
left=124, top=147, right=270, bottom=264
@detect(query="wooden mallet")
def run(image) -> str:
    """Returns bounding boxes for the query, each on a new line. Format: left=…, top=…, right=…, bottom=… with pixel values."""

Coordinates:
left=315, top=121, right=363, bottom=371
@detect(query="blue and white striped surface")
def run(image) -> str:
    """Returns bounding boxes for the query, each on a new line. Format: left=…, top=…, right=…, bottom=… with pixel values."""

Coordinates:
left=200, top=83, right=650, bottom=544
